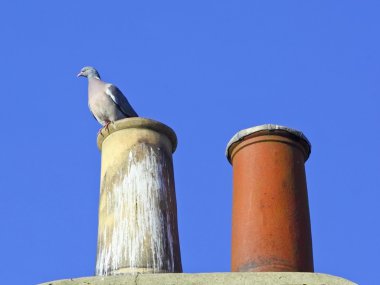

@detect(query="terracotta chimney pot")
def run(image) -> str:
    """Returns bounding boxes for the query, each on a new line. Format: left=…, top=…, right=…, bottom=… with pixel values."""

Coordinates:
left=226, top=124, right=313, bottom=272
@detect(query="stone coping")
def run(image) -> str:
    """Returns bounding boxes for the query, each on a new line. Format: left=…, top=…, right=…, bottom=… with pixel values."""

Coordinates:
left=226, top=124, right=311, bottom=163
left=40, top=272, right=356, bottom=285
left=96, top=117, right=177, bottom=152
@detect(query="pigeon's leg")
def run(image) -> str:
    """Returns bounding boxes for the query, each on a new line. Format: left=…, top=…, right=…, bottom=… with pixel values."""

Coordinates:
left=104, top=121, right=112, bottom=133
left=97, top=121, right=112, bottom=137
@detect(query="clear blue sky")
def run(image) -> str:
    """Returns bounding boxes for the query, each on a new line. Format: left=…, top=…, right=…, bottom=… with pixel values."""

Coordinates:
left=1, top=1, right=379, bottom=284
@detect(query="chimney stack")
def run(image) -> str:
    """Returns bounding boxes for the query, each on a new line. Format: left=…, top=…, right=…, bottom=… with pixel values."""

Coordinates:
left=95, top=118, right=182, bottom=275
left=226, top=124, right=313, bottom=272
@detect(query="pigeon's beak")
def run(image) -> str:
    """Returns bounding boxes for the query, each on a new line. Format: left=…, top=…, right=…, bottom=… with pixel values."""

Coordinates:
left=77, top=71, right=83, bottom=77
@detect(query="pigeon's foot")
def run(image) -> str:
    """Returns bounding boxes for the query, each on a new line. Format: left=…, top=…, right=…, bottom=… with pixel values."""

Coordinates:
left=104, top=121, right=112, bottom=133
left=98, top=121, right=112, bottom=137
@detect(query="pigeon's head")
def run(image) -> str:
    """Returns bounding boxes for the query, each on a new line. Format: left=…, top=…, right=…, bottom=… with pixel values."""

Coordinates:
left=77, top=66, right=100, bottom=79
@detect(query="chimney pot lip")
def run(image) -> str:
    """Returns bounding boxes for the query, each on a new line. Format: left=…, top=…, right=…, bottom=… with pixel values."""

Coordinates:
left=226, top=124, right=311, bottom=164
left=97, top=117, right=177, bottom=152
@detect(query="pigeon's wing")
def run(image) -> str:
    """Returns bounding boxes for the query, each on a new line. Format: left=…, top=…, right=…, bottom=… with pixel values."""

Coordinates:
left=105, top=84, right=138, bottom=117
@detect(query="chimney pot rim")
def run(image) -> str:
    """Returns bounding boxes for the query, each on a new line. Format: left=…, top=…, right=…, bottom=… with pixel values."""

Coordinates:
left=225, top=124, right=311, bottom=163
left=96, top=117, right=177, bottom=152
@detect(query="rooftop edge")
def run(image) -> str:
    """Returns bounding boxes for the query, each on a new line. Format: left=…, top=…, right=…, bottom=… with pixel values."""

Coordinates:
left=39, top=272, right=356, bottom=285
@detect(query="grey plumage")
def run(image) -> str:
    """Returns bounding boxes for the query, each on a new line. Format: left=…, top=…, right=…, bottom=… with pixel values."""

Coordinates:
left=77, top=66, right=138, bottom=126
